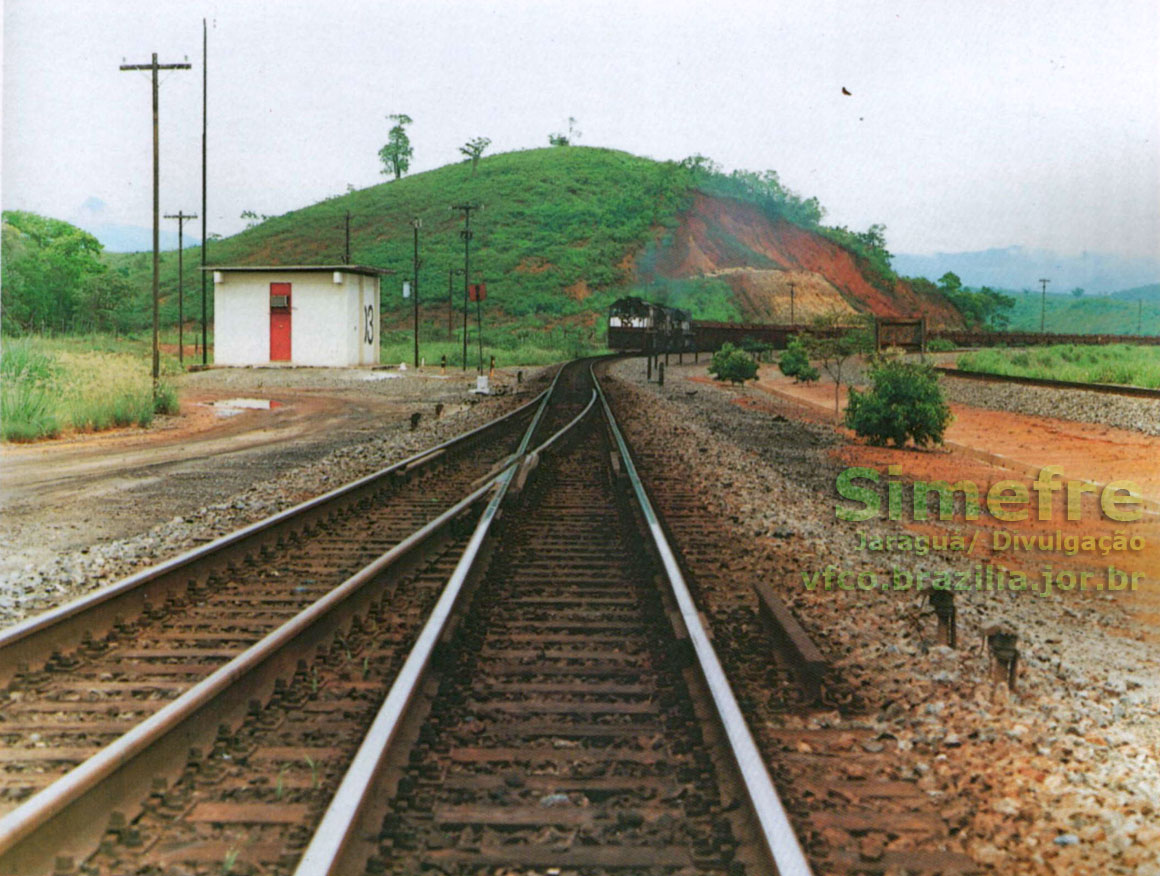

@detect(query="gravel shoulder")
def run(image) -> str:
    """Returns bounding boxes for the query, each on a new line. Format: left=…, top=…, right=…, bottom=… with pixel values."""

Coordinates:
left=0, top=364, right=551, bottom=625
left=607, top=358, right=1160, bottom=876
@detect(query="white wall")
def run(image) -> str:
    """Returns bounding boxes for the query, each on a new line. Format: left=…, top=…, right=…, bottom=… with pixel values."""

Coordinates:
left=214, top=271, right=380, bottom=367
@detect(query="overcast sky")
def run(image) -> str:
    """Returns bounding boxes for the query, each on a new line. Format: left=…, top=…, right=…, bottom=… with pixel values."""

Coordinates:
left=3, top=0, right=1158, bottom=259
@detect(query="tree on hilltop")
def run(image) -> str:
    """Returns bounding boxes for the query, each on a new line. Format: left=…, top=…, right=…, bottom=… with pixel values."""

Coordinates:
left=459, top=137, right=491, bottom=176
left=379, top=113, right=414, bottom=180
left=549, top=116, right=580, bottom=147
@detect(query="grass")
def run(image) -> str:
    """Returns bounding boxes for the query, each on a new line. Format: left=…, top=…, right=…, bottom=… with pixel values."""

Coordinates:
left=1, top=335, right=183, bottom=442
left=108, top=146, right=697, bottom=331
left=1004, top=291, right=1160, bottom=335
left=956, top=344, right=1160, bottom=388
left=378, top=311, right=608, bottom=368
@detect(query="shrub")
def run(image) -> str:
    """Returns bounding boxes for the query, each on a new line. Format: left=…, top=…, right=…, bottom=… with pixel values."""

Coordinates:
left=845, top=358, right=952, bottom=448
left=926, top=337, right=956, bottom=353
left=709, top=343, right=758, bottom=385
left=1, top=341, right=61, bottom=440
left=778, top=337, right=819, bottom=382
left=1, top=381, right=59, bottom=441
left=154, top=381, right=180, bottom=416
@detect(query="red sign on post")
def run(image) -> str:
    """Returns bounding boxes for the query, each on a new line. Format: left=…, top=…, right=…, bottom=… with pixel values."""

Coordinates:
left=468, top=283, right=487, bottom=302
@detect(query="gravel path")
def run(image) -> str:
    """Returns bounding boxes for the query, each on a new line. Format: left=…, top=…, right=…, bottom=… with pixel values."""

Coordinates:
left=607, top=358, right=1160, bottom=876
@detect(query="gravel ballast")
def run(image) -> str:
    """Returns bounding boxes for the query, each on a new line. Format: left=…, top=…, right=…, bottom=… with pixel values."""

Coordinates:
left=606, top=358, right=1160, bottom=876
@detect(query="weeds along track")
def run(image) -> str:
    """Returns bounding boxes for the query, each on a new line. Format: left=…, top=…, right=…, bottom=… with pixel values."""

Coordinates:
left=0, top=360, right=813, bottom=876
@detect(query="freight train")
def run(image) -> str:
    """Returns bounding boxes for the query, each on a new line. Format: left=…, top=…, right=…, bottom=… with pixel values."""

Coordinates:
left=608, top=297, right=1160, bottom=354
left=607, top=296, right=832, bottom=354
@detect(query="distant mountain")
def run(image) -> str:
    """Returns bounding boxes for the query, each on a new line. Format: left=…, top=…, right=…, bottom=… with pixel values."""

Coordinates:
left=77, top=221, right=192, bottom=253
left=892, top=247, right=1160, bottom=295
left=1108, top=283, right=1160, bottom=303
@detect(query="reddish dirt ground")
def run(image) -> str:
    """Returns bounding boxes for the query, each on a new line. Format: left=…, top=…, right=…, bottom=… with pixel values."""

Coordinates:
left=718, top=369, right=1160, bottom=635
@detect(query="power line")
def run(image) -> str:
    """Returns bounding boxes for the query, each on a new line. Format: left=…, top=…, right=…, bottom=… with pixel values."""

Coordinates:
left=120, top=52, right=191, bottom=390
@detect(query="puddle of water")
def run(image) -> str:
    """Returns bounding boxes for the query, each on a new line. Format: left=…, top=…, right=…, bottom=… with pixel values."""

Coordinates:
left=207, top=398, right=283, bottom=417
left=213, top=398, right=279, bottom=410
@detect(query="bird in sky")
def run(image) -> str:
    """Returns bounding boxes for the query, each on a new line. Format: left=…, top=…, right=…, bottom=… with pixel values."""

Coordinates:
left=842, top=87, right=852, bottom=96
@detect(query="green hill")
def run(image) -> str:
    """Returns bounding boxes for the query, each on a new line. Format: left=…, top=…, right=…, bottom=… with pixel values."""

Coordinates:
left=92, top=146, right=961, bottom=359
left=113, top=147, right=691, bottom=338
left=1109, top=283, right=1160, bottom=304
left=1004, top=289, right=1160, bottom=335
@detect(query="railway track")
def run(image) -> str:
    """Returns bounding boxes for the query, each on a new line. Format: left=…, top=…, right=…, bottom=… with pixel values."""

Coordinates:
left=933, top=365, right=1160, bottom=399
left=0, top=378, right=555, bottom=873
left=0, top=360, right=815, bottom=875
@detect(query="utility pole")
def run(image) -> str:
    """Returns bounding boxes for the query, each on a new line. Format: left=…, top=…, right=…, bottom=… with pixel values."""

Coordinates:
left=344, top=210, right=351, bottom=264
left=411, top=217, right=422, bottom=368
left=200, top=19, right=208, bottom=366
left=476, top=283, right=484, bottom=374
left=448, top=268, right=463, bottom=340
left=121, top=52, right=191, bottom=391
left=452, top=204, right=480, bottom=371
left=1038, top=278, right=1050, bottom=333
left=164, top=210, right=197, bottom=366
left=787, top=280, right=797, bottom=325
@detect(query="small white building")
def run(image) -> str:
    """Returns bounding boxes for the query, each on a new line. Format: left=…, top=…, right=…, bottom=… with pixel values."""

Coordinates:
left=210, top=266, right=388, bottom=367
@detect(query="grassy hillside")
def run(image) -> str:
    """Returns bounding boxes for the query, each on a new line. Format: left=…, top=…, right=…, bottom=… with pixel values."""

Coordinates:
left=1109, top=283, right=1160, bottom=304
left=1004, top=290, right=1160, bottom=335
left=113, top=147, right=691, bottom=337
left=99, top=146, right=962, bottom=352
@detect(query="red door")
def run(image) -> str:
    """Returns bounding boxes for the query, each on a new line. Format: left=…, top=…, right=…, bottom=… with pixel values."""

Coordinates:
left=269, top=283, right=291, bottom=362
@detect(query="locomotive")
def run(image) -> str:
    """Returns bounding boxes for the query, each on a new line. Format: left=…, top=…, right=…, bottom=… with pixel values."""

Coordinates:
left=606, top=297, right=694, bottom=353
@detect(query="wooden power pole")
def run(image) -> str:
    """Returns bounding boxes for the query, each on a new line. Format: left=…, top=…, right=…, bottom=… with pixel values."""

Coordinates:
left=120, top=52, right=191, bottom=390
left=164, top=210, right=197, bottom=365
left=452, top=204, right=479, bottom=371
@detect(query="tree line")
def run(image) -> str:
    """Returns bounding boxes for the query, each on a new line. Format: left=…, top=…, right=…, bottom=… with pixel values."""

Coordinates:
left=1, top=211, right=139, bottom=335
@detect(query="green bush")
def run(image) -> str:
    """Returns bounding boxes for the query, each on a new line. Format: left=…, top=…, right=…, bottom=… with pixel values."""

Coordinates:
left=777, top=337, right=819, bottom=382
left=926, top=337, right=956, bottom=353
left=845, top=358, right=951, bottom=447
left=153, top=381, right=180, bottom=416
left=709, top=343, right=758, bottom=385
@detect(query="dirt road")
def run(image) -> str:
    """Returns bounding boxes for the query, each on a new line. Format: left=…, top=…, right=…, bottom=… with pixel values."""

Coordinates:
left=0, top=366, right=517, bottom=577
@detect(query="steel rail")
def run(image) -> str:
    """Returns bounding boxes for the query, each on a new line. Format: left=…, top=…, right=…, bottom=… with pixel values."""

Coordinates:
left=0, top=372, right=568, bottom=876
left=591, top=364, right=815, bottom=876
left=292, top=368, right=582, bottom=876
left=529, top=388, right=597, bottom=456
left=933, top=365, right=1160, bottom=399
left=0, top=476, right=503, bottom=875
left=0, top=381, right=551, bottom=687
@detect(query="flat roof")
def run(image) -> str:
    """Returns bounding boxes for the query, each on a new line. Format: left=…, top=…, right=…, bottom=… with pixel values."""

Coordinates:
left=204, top=265, right=395, bottom=276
